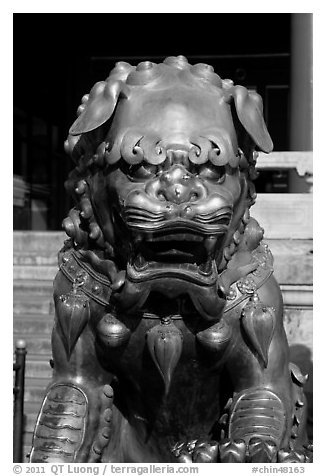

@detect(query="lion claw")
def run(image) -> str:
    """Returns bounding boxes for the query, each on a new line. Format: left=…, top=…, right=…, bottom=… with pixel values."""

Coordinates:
left=172, top=439, right=219, bottom=463
left=303, top=442, right=313, bottom=462
left=192, top=441, right=219, bottom=463
left=248, top=437, right=277, bottom=463
left=277, top=448, right=305, bottom=463
left=177, top=449, right=193, bottom=463
left=172, top=438, right=313, bottom=463
left=171, top=441, right=187, bottom=459
left=219, top=438, right=246, bottom=463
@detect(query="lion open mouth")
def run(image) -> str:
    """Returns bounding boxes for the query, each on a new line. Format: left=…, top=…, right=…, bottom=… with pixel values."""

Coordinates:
left=116, top=199, right=233, bottom=317
left=127, top=226, right=226, bottom=285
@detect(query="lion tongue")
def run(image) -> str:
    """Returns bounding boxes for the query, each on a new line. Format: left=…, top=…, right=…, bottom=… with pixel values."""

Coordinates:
left=198, top=236, right=218, bottom=275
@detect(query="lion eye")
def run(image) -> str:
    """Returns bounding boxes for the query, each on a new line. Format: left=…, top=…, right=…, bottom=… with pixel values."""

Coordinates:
left=128, top=163, right=158, bottom=180
left=198, top=164, right=225, bottom=182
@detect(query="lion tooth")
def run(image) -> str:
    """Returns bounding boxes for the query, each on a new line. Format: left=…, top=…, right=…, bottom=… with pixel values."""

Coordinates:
left=199, top=259, right=212, bottom=275
left=204, top=236, right=218, bottom=257
left=135, top=254, right=147, bottom=270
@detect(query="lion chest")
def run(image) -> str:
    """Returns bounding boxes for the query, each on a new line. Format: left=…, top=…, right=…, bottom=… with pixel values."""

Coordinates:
left=96, top=314, right=231, bottom=437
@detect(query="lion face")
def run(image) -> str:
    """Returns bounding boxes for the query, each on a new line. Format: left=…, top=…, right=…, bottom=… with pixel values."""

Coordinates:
left=65, top=57, right=273, bottom=319
left=98, top=156, right=243, bottom=284
left=90, top=160, right=245, bottom=320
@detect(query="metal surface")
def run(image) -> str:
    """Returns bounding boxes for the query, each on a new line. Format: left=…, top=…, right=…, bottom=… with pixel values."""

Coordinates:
left=13, top=340, right=27, bottom=463
left=30, top=56, right=311, bottom=463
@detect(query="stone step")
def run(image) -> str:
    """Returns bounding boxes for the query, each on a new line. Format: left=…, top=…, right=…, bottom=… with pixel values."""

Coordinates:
left=13, top=279, right=54, bottom=295
left=284, top=308, right=313, bottom=353
left=24, top=378, right=51, bottom=404
left=13, top=251, right=59, bottom=267
left=252, top=193, right=312, bottom=239
left=24, top=401, right=42, bottom=433
left=267, top=239, right=313, bottom=285
left=13, top=335, right=52, bottom=355
left=281, top=285, right=312, bottom=308
left=13, top=231, right=65, bottom=253
left=14, top=314, right=54, bottom=335
left=13, top=266, right=58, bottom=281
left=13, top=296, right=54, bottom=315
left=24, top=356, right=53, bottom=379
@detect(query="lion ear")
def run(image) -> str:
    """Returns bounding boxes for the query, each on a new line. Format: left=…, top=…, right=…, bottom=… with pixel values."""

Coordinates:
left=232, top=85, right=273, bottom=153
left=69, top=80, right=128, bottom=136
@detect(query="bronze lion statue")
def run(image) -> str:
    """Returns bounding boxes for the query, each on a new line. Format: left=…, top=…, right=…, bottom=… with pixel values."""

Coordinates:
left=30, top=56, right=312, bottom=463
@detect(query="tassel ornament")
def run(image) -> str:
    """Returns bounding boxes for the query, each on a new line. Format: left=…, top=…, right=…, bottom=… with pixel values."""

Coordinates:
left=147, top=318, right=183, bottom=395
left=241, top=293, right=276, bottom=367
left=56, top=279, right=90, bottom=360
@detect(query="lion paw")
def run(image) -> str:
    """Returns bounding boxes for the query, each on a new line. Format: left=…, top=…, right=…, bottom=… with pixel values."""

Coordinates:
left=171, top=438, right=313, bottom=463
left=171, top=439, right=219, bottom=463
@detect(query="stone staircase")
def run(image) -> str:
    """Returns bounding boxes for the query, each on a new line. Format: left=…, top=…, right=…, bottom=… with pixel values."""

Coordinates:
left=13, top=224, right=313, bottom=460
left=13, top=232, right=65, bottom=461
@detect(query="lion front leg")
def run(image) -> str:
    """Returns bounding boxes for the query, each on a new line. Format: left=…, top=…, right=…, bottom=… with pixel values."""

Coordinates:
left=30, top=327, right=115, bottom=463
left=30, top=273, right=116, bottom=463
left=218, top=278, right=310, bottom=462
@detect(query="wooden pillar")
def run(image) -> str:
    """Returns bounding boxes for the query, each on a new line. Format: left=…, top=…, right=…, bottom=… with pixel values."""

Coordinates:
left=289, top=13, right=313, bottom=192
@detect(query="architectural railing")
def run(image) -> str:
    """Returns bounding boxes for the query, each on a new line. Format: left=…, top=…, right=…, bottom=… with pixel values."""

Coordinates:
left=13, top=340, right=27, bottom=463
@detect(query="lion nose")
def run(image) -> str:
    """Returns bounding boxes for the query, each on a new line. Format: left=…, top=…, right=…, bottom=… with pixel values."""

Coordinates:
left=156, top=166, right=206, bottom=204
left=158, top=184, right=194, bottom=204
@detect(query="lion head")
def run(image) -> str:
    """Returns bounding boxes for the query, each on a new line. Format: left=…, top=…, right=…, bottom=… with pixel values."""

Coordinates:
left=63, top=56, right=272, bottom=319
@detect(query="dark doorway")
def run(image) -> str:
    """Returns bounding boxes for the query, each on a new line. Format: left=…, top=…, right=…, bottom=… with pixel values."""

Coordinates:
left=14, top=13, right=291, bottom=230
